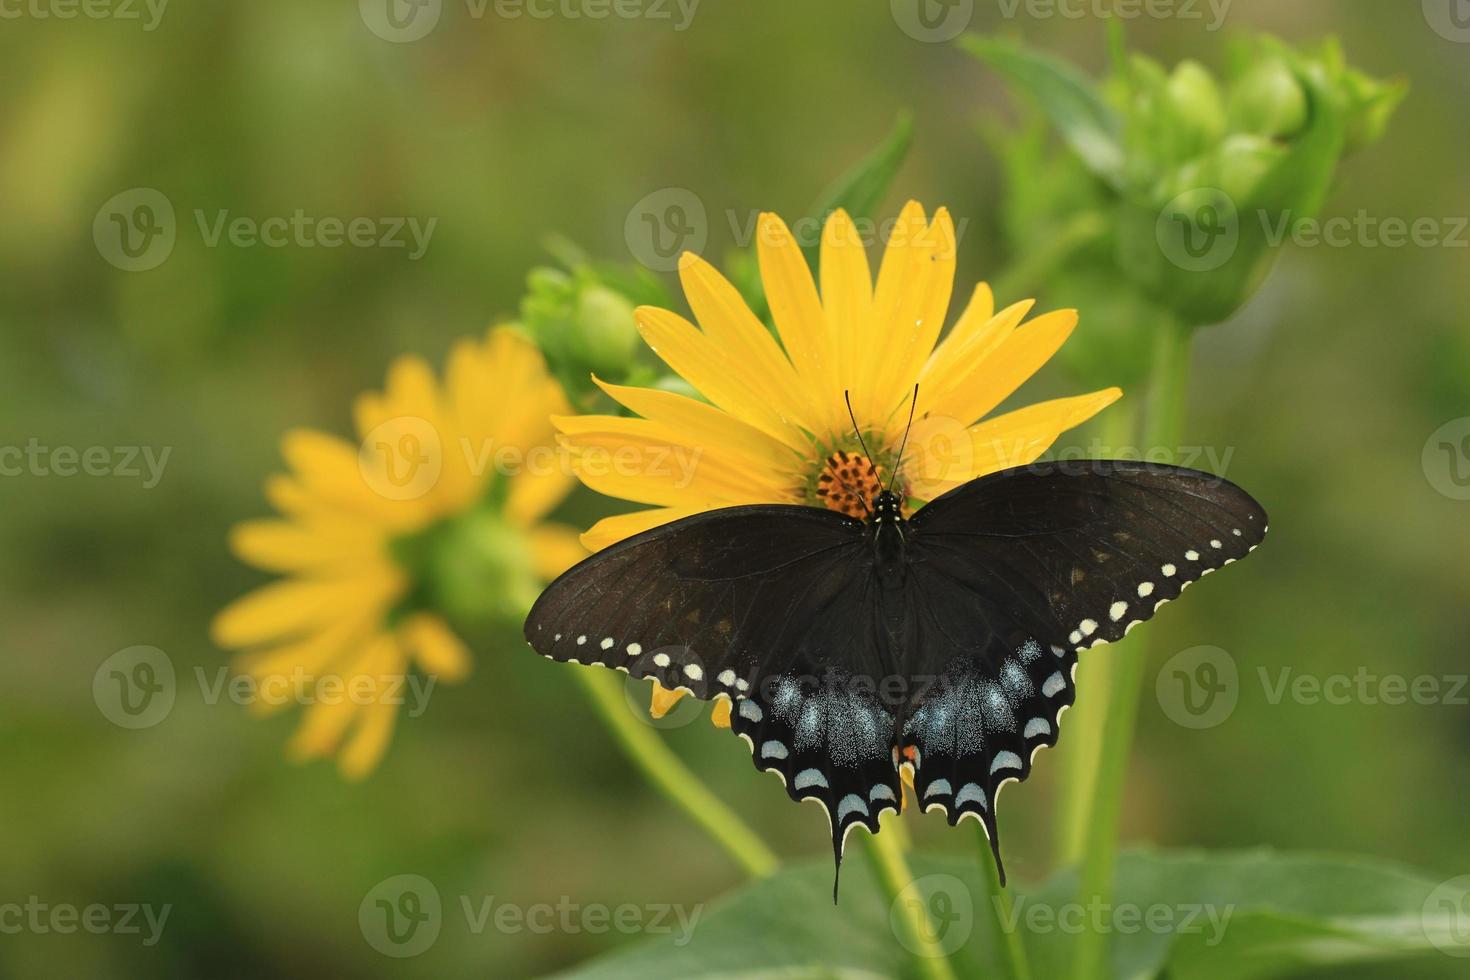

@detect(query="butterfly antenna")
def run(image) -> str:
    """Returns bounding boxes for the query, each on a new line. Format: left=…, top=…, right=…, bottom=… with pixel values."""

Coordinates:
left=887, top=384, right=919, bottom=494
left=842, top=390, right=875, bottom=516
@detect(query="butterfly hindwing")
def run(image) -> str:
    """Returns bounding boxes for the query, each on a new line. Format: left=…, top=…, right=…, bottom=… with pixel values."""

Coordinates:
left=728, top=662, right=902, bottom=897
left=525, top=504, right=900, bottom=884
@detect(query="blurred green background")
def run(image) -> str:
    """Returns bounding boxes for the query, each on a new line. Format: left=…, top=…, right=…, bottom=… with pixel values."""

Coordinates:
left=3, top=1, right=1469, bottom=977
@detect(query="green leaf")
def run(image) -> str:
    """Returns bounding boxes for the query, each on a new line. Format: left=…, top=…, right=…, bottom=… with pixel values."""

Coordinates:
left=551, top=849, right=1460, bottom=980
left=803, top=111, right=915, bottom=262
left=960, top=34, right=1125, bottom=189
left=732, top=113, right=915, bottom=322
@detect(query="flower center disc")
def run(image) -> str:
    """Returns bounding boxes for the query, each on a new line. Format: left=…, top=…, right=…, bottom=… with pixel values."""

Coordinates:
left=815, top=450, right=885, bottom=519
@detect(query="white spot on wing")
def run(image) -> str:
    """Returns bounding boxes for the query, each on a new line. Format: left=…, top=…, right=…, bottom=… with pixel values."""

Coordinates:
left=794, top=768, right=828, bottom=791
left=990, top=751, right=1022, bottom=774
left=924, top=779, right=952, bottom=799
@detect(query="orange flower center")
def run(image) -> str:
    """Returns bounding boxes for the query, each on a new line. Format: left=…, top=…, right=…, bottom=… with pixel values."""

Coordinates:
left=815, top=450, right=885, bottom=519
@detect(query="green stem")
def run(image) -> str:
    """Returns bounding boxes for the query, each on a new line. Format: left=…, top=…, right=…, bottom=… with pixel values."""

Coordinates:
left=1070, top=317, right=1192, bottom=980
left=977, top=826, right=1033, bottom=980
left=1053, top=401, right=1138, bottom=866
left=862, top=817, right=960, bottom=980
left=572, top=668, right=779, bottom=879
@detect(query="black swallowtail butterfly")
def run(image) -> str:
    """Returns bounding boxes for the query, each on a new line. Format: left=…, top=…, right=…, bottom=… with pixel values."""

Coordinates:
left=525, top=401, right=1266, bottom=899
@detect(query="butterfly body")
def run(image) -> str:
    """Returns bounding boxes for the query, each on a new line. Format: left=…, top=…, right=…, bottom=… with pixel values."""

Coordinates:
left=525, top=460, right=1267, bottom=898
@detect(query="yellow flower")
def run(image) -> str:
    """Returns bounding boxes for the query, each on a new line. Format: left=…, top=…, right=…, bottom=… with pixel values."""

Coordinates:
left=555, top=202, right=1121, bottom=721
left=213, top=327, right=584, bottom=778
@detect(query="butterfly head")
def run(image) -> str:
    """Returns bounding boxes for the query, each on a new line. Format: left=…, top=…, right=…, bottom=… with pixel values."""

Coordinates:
left=871, top=489, right=904, bottom=525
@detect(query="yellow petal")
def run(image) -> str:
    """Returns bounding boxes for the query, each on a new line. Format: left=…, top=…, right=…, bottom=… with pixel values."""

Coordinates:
left=678, top=253, right=819, bottom=433
left=281, top=428, right=428, bottom=530
left=710, top=697, right=732, bottom=728
left=235, top=613, right=377, bottom=716
left=593, top=376, right=805, bottom=477
left=504, top=464, right=577, bottom=529
left=920, top=293, right=1030, bottom=407
left=756, top=212, right=838, bottom=432
left=557, top=425, right=789, bottom=510
left=635, top=306, right=809, bottom=453
left=907, top=388, right=1123, bottom=499
left=649, top=681, right=687, bottom=719
left=580, top=507, right=701, bottom=551
left=288, top=694, right=359, bottom=762
left=354, top=355, right=477, bottom=516
left=857, top=201, right=928, bottom=421
left=399, top=613, right=472, bottom=682
left=926, top=308, right=1080, bottom=426
left=873, top=209, right=956, bottom=434
left=526, top=523, right=587, bottom=581
left=339, top=696, right=400, bottom=780
left=212, top=573, right=401, bottom=649
left=451, top=327, right=569, bottom=474
left=820, top=209, right=875, bottom=393
left=228, top=519, right=381, bottom=574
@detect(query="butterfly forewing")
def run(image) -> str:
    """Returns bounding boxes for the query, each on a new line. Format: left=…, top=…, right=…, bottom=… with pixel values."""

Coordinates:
left=895, top=460, right=1267, bottom=879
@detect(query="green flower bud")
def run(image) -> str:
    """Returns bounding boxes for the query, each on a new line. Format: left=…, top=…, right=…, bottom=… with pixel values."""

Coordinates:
left=1340, top=66, right=1408, bottom=155
left=1164, top=60, right=1227, bottom=153
left=521, top=266, right=641, bottom=400
left=574, top=284, right=639, bottom=378
left=1228, top=58, right=1308, bottom=139
left=424, top=508, right=542, bottom=628
left=1205, top=133, right=1287, bottom=204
